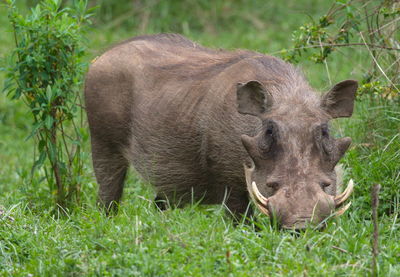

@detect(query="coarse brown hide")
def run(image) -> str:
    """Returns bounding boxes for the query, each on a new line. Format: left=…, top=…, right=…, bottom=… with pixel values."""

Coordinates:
left=85, top=34, right=357, bottom=229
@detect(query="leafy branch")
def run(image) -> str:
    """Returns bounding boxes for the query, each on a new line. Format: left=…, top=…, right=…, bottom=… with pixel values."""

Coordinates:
left=281, top=0, right=400, bottom=99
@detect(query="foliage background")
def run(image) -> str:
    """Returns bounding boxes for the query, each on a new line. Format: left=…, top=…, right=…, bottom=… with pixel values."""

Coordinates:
left=0, top=0, right=399, bottom=276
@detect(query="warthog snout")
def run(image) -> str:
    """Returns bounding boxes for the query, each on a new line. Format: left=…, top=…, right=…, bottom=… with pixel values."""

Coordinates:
left=248, top=177, right=353, bottom=229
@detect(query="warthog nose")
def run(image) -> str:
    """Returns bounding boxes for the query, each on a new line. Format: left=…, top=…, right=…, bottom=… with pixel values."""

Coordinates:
left=281, top=219, right=327, bottom=231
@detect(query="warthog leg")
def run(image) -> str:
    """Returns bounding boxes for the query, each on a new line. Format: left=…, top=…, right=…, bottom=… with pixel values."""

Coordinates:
left=92, top=137, right=128, bottom=213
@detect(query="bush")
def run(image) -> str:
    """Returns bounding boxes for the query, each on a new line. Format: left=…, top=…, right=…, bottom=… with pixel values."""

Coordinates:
left=3, top=0, right=93, bottom=208
left=282, top=0, right=400, bottom=100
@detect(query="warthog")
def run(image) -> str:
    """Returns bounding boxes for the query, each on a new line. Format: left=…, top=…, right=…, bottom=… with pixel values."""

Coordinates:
left=85, top=34, right=356, bottom=229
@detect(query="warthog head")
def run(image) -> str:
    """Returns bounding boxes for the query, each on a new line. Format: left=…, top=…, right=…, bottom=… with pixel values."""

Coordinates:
left=236, top=79, right=357, bottom=229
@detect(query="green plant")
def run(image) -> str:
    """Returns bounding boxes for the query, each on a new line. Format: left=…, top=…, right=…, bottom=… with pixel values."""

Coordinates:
left=281, top=0, right=400, bottom=99
left=2, top=0, right=93, bottom=208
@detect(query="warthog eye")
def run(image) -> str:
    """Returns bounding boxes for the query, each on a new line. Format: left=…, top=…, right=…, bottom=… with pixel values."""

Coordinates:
left=314, top=123, right=334, bottom=157
left=266, top=126, right=273, bottom=135
left=320, top=182, right=331, bottom=191
left=259, top=120, right=277, bottom=153
left=267, top=182, right=280, bottom=191
left=321, top=124, right=329, bottom=137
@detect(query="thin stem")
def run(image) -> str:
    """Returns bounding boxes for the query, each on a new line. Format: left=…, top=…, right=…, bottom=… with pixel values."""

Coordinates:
left=360, top=32, right=400, bottom=93
left=270, top=42, right=400, bottom=55
left=371, top=184, right=381, bottom=277
left=318, top=35, right=332, bottom=85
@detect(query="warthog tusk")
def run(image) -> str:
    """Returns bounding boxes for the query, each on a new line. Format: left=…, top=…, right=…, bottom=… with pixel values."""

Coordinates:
left=256, top=203, right=270, bottom=216
left=251, top=181, right=269, bottom=207
left=334, top=179, right=354, bottom=207
left=335, top=201, right=352, bottom=217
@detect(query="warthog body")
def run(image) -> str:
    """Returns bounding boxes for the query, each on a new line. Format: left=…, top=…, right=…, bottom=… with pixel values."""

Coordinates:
left=85, top=34, right=357, bottom=228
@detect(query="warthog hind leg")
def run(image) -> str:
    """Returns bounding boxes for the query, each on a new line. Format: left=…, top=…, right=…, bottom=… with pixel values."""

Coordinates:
left=91, top=138, right=128, bottom=213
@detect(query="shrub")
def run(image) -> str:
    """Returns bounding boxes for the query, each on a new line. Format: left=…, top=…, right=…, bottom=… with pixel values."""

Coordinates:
left=3, top=0, right=93, bottom=208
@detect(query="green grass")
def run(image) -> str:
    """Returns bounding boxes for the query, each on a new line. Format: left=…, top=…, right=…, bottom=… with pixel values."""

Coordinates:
left=1, top=194, right=398, bottom=276
left=1, top=1, right=399, bottom=276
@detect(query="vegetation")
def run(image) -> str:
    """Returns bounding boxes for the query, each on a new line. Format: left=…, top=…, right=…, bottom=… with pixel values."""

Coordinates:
left=283, top=0, right=400, bottom=99
left=3, top=0, right=93, bottom=208
left=0, top=0, right=399, bottom=276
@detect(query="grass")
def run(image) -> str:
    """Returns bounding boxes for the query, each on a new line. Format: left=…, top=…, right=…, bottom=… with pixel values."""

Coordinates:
left=1, top=0, right=399, bottom=276
left=1, top=196, right=398, bottom=276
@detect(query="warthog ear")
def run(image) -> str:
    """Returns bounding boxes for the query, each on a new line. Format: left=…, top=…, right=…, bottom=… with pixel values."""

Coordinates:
left=322, top=80, right=358, bottom=118
left=236, top=80, right=273, bottom=116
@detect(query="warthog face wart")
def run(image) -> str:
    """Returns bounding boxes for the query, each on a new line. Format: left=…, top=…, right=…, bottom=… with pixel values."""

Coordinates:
left=237, top=80, right=357, bottom=229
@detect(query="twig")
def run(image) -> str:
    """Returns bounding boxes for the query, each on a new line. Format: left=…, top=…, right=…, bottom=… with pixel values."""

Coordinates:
left=371, top=184, right=381, bottom=277
left=332, top=245, right=349, bottom=254
left=368, top=16, right=400, bottom=36
left=0, top=207, right=15, bottom=222
left=360, top=32, right=400, bottom=93
left=318, top=36, right=332, bottom=85
left=384, top=55, right=400, bottom=74
left=270, top=43, right=400, bottom=55
left=364, top=5, right=378, bottom=74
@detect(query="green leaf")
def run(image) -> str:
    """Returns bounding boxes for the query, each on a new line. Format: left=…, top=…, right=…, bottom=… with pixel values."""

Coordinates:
left=45, top=115, right=54, bottom=130
left=46, top=85, right=54, bottom=103
left=26, top=121, right=43, bottom=140
left=31, top=150, right=47, bottom=175
left=38, top=139, right=46, bottom=152
left=48, top=141, right=56, bottom=163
